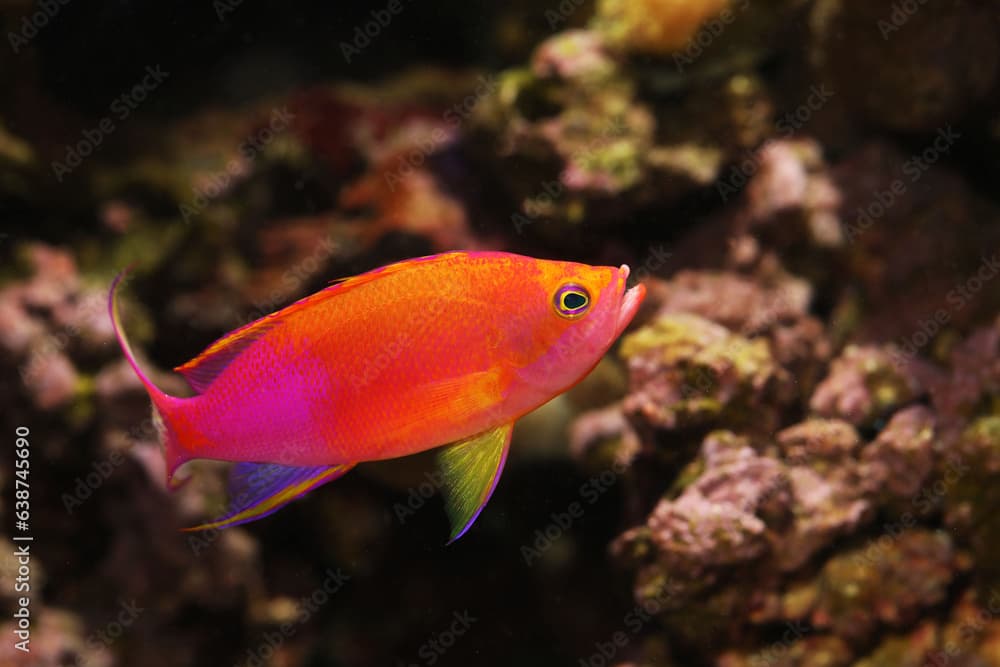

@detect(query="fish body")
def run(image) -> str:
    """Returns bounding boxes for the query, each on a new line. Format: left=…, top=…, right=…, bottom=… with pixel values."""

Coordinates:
left=111, top=251, right=645, bottom=539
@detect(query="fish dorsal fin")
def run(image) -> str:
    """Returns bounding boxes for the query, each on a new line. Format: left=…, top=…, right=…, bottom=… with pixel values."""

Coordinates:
left=327, top=252, right=466, bottom=290
left=174, top=317, right=280, bottom=394
left=175, top=253, right=470, bottom=394
left=183, top=461, right=355, bottom=531
left=436, top=422, right=514, bottom=543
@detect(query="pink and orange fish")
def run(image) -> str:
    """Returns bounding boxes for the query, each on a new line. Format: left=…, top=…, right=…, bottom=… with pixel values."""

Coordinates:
left=110, top=251, right=645, bottom=541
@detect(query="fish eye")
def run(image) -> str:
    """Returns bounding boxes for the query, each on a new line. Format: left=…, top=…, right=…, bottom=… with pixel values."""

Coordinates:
left=553, top=283, right=591, bottom=319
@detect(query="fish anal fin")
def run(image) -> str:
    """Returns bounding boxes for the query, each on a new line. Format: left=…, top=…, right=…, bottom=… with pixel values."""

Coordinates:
left=182, top=461, right=354, bottom=531
left=437, top=423, right=513, bottom=544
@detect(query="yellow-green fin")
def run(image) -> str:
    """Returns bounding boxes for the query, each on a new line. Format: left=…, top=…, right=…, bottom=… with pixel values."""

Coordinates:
left=183, top=461, right=354, bottom=531
left=437, top=423, right=513, bottom=543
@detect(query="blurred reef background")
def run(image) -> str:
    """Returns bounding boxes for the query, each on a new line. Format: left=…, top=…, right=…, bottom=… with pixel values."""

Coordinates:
left=2, top=1, right=1000, bottom=665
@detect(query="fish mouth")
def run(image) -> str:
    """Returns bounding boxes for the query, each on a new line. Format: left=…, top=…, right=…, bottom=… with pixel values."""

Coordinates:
left=614, top=264, right=646, bottom=338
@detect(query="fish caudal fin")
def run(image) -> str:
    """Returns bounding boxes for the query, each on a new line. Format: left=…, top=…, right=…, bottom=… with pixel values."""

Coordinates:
left=437, top=422, right=513, bottom=544
left=109, top=269, right=190, bottom=488
left=184, top=462, right=356, bottom=531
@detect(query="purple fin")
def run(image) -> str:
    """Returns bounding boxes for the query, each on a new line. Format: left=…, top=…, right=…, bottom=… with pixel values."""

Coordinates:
left=183, top=461, right=354, bottom=531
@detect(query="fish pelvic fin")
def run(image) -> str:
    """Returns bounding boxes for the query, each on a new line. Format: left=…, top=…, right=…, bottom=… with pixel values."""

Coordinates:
left=437, top=422, right=513, bottom=544
left=183, top=462, right=355, bottom=531
left=109, top=268, right=190, bottom=488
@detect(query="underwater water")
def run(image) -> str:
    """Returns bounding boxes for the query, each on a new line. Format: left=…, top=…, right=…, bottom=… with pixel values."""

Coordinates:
left=2, top=1, right=1000, bottom=665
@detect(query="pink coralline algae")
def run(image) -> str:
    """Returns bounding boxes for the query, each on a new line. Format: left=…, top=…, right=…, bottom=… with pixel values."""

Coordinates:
left=619, top=312, right=786, bottom=432
left=734, top=139, right=844, bottom=250
left=530, top=30, right=618, bottom=82
left=607, top=404, right=954, bottom=656
left=339, top=99, right=489, bottom=250
left=613, top=422, right=874, bottom=592
left=809, top=344, right=922, bottom=427
left=641, top=432, right=783, bottom=571
left=0, top=244, right=114, bottom=410
left=0, top=609, right=115, bottom=667
left=569, top=127, right=998, bottom=661
left=649, top=269, right=813, bottom=335
left=918, top=317, right=1000, bottom=427
left=860, top=406, right=936, bottom=501
left=810, top=530, right=958, bottom=645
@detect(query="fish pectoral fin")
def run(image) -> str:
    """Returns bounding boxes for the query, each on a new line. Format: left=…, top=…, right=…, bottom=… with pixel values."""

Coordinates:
left=436, top=422, right=514, bottom=544
left=413, top=370, right=506, bottom=425
left=182, top=461, right=355, bottom=531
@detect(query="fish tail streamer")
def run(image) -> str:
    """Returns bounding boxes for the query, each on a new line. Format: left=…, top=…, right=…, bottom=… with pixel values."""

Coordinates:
left=109, top=268, right=191, bottom=488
